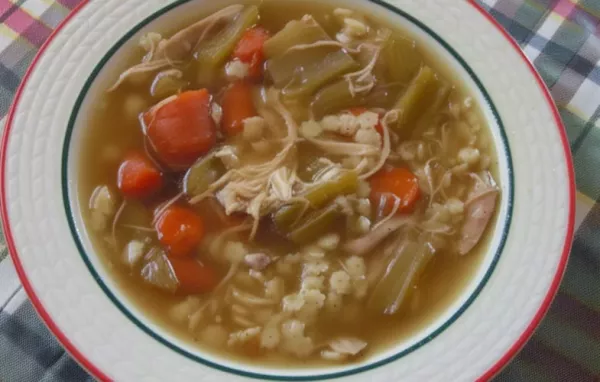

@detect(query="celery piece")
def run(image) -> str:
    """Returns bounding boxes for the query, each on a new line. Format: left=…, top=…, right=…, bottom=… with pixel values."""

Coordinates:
left=268, top=48, right=356, bottom=98
left=183, top=154, right=225, bottom=198
left=393, top=66, right=439, bottom=129
left=367, top=241, right=434, bottom=315
left=195, top=6, right=258, bottom=67
left=264, top=16, right=357, bottom=98
left=409, top=81, right=451, bottom=138
left=263, top=18, right=330, bottom=58
left=288, top=204, right=342, bottom=244
left=311, top=80, right=359, bottom=119
left=312, top=80, right=404, bottom=119
left=364, top=83, right=404, bottom=109
left=381, top=36, right=422, bottom=84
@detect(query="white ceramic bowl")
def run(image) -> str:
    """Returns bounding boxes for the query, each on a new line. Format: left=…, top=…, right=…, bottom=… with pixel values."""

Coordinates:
left=1, top=0, right=575, bottom=380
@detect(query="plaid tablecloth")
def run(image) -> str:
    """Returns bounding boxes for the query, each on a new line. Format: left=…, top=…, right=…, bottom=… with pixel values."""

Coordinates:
left=1, top=0, right=599, bottom=380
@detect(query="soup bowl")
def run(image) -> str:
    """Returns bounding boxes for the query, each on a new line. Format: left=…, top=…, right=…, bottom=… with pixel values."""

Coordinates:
left=1, top=0, right=574, bottom=380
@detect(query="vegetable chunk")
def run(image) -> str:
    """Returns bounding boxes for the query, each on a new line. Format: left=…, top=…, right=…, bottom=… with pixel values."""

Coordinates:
left=264, top=16, right=357, bottom=97
left=233, top=26, right=271, bottom=78
left=195, top=5, right=259, bottom=82
left=117, top=152, right=162, bottom=199
left=155, top=205, right=205, bottom=257
left=221, top=82, right=258, bottom=136
left=369, top=167, right=420, bottom=214
left=145, top=89, right=217, bottom=168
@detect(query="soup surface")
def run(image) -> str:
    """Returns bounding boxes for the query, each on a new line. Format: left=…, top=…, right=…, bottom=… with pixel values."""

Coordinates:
left=80, top=0, right=500, bottom=366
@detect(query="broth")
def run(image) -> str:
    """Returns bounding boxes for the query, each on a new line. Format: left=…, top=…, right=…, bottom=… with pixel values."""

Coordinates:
left=79, top=0, right=499, bottom=366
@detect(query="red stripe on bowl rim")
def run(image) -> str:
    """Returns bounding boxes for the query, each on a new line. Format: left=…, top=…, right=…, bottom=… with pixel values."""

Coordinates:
left=467, top=0, right=576, bottom=380
left=0, top=1, right=576, bottom=381
left=0, top=1, right=112, bottom=381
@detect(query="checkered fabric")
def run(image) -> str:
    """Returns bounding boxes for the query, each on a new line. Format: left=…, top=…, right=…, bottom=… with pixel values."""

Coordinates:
left=0, top=0, right=599, bottom=381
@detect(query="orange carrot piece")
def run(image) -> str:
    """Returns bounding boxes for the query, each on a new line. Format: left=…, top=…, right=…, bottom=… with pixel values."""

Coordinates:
left=155, top=205, right=205, bottom=258
left=221, top=82, right=257, bottom=136
left=145, top=89, right=216, bottom=168
left=169, top=257, right=219, bottom=294
left=117, top=152, right=163, bottom=199
left=349, top=107, right=384, bottom=135
left=369, top=167, right=421, bottom=215
left=233, top=26, right=270, bottom=78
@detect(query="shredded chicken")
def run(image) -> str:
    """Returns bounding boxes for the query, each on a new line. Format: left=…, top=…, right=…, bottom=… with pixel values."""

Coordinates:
left=108, top=60, right=171, bottom=92
left=244, top=253, right=272, bottom=271
left=344, top=44, right=381, bottom=97
left=458, top=174, right=499, bottom=254
left=190, top=89, right=300, bottom=239
left=328, top=337, right=367, bottom=355
left=109, top=5, right=243, bottom=91
left=344, top=216, right=413, bottom=256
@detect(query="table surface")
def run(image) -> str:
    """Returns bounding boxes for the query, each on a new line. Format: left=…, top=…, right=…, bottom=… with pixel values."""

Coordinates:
left=1, top=0, right=599, bottom=381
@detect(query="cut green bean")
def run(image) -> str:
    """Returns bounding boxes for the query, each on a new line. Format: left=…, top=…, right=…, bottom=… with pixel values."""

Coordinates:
left=273, top=171, right=358, bottom=230
left=288, top=204, right=343, bottom=244
left=312, top=80, right=404, bottom=119
left=381, top=36, right=422, bottom=84
left=367, top=241, right=434, bottom=315
left=194, top=5, right=258, bottom=84
left=268, top=48, right=356, bottom=98
left=263, top=18, right=330, bottom=58
left=264, top=16, right=357, bottom=98
left=393, top=66, right=439, bottom=129
left=311, top=80, right=359, bottom=119
left=183, top=154, right=225, bottom=198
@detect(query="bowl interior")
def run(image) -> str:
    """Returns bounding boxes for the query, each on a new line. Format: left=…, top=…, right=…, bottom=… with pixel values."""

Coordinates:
left=63, top=0, right=513, bottom=378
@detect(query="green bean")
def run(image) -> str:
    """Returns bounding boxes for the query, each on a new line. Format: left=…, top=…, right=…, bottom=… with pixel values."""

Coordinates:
left=288, top=204, right=343, bottom=244
left=381, top=36, right=422, bottom=84
left=183, top=154, right=225, bottom=197
left=263, top=18, right=330, bottom=58
left=410, top=81, right=451, bottom=138
left=268, top=48, right=356, bottom=98
left=311, top=80, right=404, bottom=119
left=367, top=241, right=434, bottom=315
left=311, top=80, right=359, bottom=119
left=264, top=16, right=357, bottom=98
left=393, top=66, right=439, bottom=129
left=273, top=171, right=358, bottom=230
left=303, top=171, right=358, bottom=207
left=194, top=5, right=258, bottom=79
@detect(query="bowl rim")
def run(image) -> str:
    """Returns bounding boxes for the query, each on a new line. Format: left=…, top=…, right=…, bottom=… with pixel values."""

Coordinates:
left=0, top=0, right=575, bottom=381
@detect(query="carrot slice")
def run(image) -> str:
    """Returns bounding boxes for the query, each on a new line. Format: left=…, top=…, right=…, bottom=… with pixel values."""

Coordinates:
left=233, top=26, right=270, bottom=78
left=221, top=81, right=257, bottom=136
left=369, top=167, right=421, bottom=214
left=145, top=89, right=217, bottom=168
left=349, top=107, right=384, bottom=135
left=117, top=152, right=162, bottom=199
left=155, top=205, right=205, bottom=258
left=169, top=257, right=219, bottom=294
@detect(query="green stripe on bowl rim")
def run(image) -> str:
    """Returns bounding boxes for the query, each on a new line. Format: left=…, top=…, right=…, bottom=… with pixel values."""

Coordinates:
left=61, top=0, right=515, bottom=379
